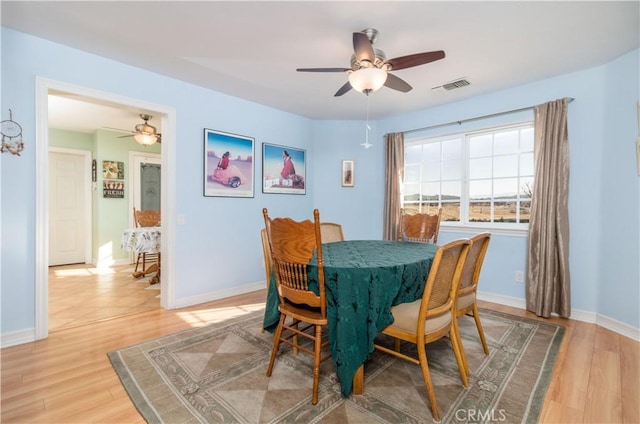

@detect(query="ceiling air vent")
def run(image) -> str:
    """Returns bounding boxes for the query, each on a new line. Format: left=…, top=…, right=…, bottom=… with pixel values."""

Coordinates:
left=432, top=78, right=470, bottom=91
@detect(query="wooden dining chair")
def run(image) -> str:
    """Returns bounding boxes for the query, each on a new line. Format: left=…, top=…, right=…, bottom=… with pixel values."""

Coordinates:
left=260, top=228, right=273, bottom=288
left=456, top=232, right=492, bottom=375
left=259, top=228, right=273, bottom=334
left=374, top=238, right=470, bottom=421
left=133, top=208, right=161, bottom=273
left=262, top=208, right=331, bottom=405
left=400, top=207, right=442, bottom=244
left=320, top=222, right=344, bottom=243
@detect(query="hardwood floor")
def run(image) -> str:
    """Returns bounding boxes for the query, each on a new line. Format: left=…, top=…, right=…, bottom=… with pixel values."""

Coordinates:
left=1, top=287, right=638, bottom=423
left=48, top=264, right=160, bottom=332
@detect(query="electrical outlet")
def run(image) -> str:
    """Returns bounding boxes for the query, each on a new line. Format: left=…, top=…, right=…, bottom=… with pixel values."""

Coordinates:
left=515, top=270, right=524, bottom=283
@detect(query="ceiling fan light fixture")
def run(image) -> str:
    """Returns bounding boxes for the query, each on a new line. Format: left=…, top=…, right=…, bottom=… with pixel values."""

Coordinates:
left=348, top=68, right=387, bottom=94
left=134, top=131, right=158, bottom=146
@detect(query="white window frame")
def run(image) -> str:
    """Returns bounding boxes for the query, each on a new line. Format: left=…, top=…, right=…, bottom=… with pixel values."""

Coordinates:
left=403, top=121, right=534, bottom=237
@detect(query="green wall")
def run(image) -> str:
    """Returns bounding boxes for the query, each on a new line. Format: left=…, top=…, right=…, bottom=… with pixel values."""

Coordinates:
left=49, top=128, right=161, bottom=264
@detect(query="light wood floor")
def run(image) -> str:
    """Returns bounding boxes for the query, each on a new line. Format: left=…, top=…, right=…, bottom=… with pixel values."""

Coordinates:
left=48, top=263, right=160, bottom=332
left=2, top=285, right=638, bottom=423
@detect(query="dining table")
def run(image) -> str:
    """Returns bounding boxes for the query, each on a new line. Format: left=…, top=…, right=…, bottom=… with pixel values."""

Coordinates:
left=263, top=239, right=437, bottom=397
left=121, top=227, right=162, bottom=284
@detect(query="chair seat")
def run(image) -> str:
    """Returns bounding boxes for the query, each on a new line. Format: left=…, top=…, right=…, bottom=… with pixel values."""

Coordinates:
left=280, top=302, right=328, bottom=326
left=457, top=291, right=476, bottom=309
left=389, top=300, right=452, bottom=334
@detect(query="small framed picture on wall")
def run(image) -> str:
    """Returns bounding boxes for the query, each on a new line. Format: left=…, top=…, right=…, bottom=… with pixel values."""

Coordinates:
left=342, top=160, right=354, bottom=187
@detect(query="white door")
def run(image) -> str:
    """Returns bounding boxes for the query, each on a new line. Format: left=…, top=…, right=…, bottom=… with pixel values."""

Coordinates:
left=49, top=150, right=88, bottom=266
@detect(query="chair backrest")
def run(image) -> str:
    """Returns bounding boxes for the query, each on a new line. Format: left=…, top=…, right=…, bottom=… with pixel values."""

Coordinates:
left=418, top=238, right=470, bottom=324
left=458, top=232, right=491, bottom=294
left=400, top=208, right=442, bottom=244
left=262, top=208, right=326, bottom=316
left=134, top=208, right=161, bottom=227
left=320, top=222, right=344, bottom=243
left=260, top=228, right=273, bottom=287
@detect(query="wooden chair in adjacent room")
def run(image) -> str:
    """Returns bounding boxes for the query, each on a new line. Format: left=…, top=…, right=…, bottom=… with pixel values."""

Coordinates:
left=374, top=238, right=470, bottom=421
left=133, top=208, right=161, bottom=273
left=455, top=232, right=492, bottom=376
left=320, top=222, right=344, bottom=243
left=262, top=208, right=331, bottom=405
left=399, top=207, right=442, bottom=244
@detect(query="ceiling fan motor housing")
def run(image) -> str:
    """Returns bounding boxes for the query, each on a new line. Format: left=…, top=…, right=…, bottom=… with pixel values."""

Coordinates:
left=351, top=49, right=387, bottom=70
left=136, top=123, right=157, bottom=135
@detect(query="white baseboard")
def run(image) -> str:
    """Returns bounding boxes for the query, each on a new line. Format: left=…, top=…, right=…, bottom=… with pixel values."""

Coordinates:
left=477, top=291, right=638, bottom=341
left=596, top=314, right=640, bottom=342
left=1, top=328, right=36, bottom=348
left=477, top=291, right=527, bottom=310
left=172, top=281, right=266, bottom=309
left=91, top=258, right=131, bottom=267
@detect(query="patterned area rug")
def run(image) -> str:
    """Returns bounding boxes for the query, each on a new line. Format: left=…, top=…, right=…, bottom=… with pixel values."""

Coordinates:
left=108, top=308, right=564, bottom=423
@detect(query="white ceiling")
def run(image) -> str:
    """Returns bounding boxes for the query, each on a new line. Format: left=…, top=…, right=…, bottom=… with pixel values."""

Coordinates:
left=3, top=1, right=639, bottom=133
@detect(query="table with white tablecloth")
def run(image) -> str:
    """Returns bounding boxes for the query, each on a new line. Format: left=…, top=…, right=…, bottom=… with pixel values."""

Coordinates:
left=121, top=227, right=161, bottom=284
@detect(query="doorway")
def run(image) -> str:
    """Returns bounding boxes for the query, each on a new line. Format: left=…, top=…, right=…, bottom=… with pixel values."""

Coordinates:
left=35, top=77, right=176, bottom=339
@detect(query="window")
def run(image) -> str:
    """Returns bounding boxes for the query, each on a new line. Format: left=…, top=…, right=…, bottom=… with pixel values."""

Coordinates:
left=403, top=123, right=534, bottom=229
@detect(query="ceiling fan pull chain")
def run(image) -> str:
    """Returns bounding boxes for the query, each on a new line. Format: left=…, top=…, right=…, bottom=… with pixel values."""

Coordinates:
left=361, top=94, right=373, bottom=149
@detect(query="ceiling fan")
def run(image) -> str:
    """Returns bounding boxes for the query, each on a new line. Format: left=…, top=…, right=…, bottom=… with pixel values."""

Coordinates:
left=115, top=114, right=161, bottom=145
left=297, top=28, right=445, bottom=97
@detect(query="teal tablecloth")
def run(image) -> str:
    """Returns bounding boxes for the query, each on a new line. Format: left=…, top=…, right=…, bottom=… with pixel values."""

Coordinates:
left=263, top=239, right=437, bottom=396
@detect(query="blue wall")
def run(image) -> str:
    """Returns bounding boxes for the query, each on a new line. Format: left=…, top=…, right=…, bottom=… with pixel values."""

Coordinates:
left=2, top=27, right=638, bottom=340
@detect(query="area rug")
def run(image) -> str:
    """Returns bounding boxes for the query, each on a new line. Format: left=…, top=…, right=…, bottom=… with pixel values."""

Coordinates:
left=108, top=308, right=564, bottom=423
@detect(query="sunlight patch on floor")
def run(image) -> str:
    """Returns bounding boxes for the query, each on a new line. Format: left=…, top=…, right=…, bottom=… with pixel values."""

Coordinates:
left=52, top=267, right=121, bottom=278
left=176, top=302, right=265, bottom=326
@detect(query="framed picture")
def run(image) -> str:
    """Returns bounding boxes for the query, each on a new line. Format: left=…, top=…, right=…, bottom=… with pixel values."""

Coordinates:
left=262, top=143, right=306, bottom=194
left=342, top=160, right=354, bottom=187
left=103, top=160, right=124, bottom=179
left=103, top=180, right=124, bottom=198
left=203, top=129, right=255, bottom=198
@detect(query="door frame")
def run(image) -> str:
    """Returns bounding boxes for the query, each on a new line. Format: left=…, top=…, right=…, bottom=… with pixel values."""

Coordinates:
left=35, top=77, right=177, bottom=340
left=48, top=147, right=93, bottom=265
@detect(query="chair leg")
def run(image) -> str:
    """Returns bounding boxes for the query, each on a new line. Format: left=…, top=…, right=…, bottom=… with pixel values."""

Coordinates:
left=311, top=324, right=322, bottom=405
left=416, top=341, right=439, bottom=421
left=454, top=317, right=470, bottom=377
left=472, top=303, right=490, bottom=355
left=134, top=253, right=142, bottom=273
left=266, top=314, right=286, bottom=377
left=394, top=337, right=401, bottom=352
left=292, top=319, right=300, bottom=355
left=141, top=253, right=147, bottom=273
left=449, top=321, right=469, bottom=388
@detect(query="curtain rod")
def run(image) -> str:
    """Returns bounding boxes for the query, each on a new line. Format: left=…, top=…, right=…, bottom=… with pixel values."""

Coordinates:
left=397, top=97, right=575, bottom=136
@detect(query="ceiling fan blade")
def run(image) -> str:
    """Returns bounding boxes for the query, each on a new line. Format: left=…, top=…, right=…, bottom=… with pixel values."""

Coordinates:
left=384, top=73, right=413, bottom=93
left=297, top=67, right=350, bottom=72
left=353, top=32, right=375, bottom=64
left=117, top=134, right=134, bottom=138
left=386, top=50, right=445, bottom=71
left=334, top=81, right=352, bottom=97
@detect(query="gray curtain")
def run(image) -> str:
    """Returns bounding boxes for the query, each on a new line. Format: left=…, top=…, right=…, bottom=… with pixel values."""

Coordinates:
left=526, top=98, right=571, bottom=318
left=383, top=132, right=404, bottom=240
